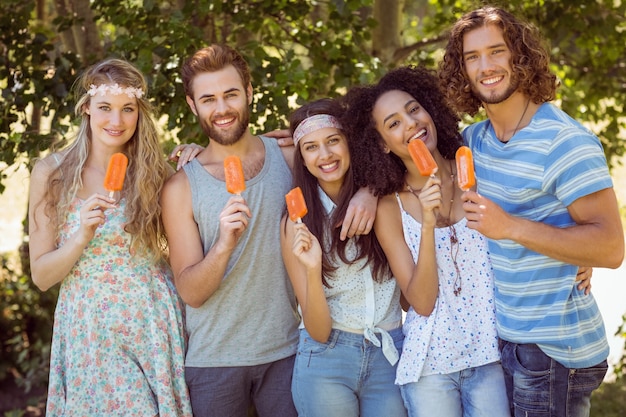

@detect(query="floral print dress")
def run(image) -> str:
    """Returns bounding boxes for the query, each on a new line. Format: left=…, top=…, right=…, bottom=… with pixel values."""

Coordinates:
left=45, top=199, right=192, bottom=416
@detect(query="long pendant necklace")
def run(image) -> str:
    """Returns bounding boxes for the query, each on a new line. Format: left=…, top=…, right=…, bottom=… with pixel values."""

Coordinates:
left=443, top=160, right=462, bottom=296
left=498, top=98, right=531, bottom=142
left=405, top=160, right=462, bottom=296
left=449, top=222, right=461, bottom=296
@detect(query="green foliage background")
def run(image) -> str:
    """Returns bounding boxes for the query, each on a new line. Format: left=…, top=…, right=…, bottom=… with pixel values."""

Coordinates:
left=2, top=0, right=625, bottom=190
left=1, top=0, right=625, bottom=410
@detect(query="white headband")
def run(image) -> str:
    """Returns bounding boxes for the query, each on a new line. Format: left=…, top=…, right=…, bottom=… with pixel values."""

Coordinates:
left=293, top=114, right=343, bottom=146
left=88, top=83, right=144, bottom=99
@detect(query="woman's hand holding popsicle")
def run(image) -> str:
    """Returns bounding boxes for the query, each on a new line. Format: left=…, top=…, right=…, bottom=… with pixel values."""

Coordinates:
left=291, top=222, right=322, bottom=270
left=76, top=193, right=117, bottom=246
left=407, top=140, right=441, bottom=226
left=416, top=176, right=442, bottom=229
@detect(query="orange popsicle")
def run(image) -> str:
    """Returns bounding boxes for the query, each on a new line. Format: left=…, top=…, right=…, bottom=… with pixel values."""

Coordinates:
left=103, top=152, right=128, bottom=198
left=224, top=155, right=246, bottom=195
left=455, top=146, right=476, bottom=191
left=408, top=140, right=438, bottom=176
left=285, top=187, right=308, bottom=223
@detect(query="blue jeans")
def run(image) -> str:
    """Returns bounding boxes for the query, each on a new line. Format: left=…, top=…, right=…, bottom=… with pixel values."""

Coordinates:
left=399, top=361, right=510, bottom=417
left=292, top=327, right=407, bottom=417
left=185, top=355, right=297, bottom=417
left=499, top=341, right=607, bottom=417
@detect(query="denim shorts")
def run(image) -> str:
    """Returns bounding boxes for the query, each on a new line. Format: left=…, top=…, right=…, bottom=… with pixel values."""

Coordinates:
left=399, top=361, right=510, bottom=417
left=292, top=327, right=407, bottom=417
left=499, top=340, right=607, bottom=417
left=185, top=356, right=297, bottom=417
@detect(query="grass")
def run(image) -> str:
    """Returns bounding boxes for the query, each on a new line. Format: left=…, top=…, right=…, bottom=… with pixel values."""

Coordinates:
left=591, top=377, right=626, bottom=416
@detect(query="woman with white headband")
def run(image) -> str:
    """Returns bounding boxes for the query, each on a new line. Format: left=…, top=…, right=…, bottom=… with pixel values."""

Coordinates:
left=280, top=98, right=406, bottom=417
left=28, top=58, right=193, bottom=416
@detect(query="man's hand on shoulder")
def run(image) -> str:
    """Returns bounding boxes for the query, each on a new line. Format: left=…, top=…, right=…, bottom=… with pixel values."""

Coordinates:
left=263, top=129, right=293, bottom=147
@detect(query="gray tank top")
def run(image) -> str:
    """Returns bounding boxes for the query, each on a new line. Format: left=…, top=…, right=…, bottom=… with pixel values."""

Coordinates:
left=183, top=136, right=299, bottom=366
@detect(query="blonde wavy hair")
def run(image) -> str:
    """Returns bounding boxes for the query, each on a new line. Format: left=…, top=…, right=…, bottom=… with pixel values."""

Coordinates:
left=44, top=58, right=172, bottom=263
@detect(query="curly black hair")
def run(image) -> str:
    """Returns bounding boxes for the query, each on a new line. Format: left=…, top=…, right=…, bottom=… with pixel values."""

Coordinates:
left=341, top=65, right=463, bottom=197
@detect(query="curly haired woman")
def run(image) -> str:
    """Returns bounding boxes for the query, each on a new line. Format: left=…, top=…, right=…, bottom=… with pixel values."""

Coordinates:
left=341, top=66, right=509, bottom=417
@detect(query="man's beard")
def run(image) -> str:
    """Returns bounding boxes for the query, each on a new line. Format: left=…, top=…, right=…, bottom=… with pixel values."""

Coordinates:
left=473, top=74, right=520, bottom=105
left=200, top=108, right=250, bottom=146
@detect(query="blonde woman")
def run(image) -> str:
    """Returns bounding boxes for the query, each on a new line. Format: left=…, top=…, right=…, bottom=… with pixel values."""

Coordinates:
left=29, top=58, right=193, bottom=416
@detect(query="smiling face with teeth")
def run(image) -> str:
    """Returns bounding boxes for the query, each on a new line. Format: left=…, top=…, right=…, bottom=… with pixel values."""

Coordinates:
left=462, top=24, right=520, bottom=105
left=186, top=65, right=253, bottom=146
left=298, top=127, right=350, bottom=200
left=372, top=89, right=438, bottom=160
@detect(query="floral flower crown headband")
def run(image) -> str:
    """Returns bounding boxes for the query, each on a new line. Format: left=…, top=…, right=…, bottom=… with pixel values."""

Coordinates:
left=293, top=114, right=343, bottom=146
left=87, top=83, right=145, bottom=99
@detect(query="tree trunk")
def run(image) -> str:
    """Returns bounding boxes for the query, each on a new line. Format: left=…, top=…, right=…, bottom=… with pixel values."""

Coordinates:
left=311, top=3, right=334, bottom=95
left=372, top=0, right=404, bottom=67
left=52, top=0, right=78, bottom=53
left=67, top=0, right=103, bottom=62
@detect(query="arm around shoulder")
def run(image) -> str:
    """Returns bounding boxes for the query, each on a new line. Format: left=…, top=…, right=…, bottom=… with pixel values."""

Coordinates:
left=280, top=144, right=296, bottom=171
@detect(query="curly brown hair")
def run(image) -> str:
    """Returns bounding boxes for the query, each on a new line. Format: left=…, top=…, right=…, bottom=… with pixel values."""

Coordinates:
left=439, top=5, right=557, bottom=116
left=288, top=98, right=391, bottom=285
left=341, top=66, right=463, bottom=197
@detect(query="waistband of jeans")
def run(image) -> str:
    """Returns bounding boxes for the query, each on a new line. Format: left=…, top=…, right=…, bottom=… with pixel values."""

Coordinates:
left=332, top=319, right=402, bottom=334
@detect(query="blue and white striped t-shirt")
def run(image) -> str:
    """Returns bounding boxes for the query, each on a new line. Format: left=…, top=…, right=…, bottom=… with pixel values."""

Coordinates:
left=463, top=102, right=612, bottom=368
